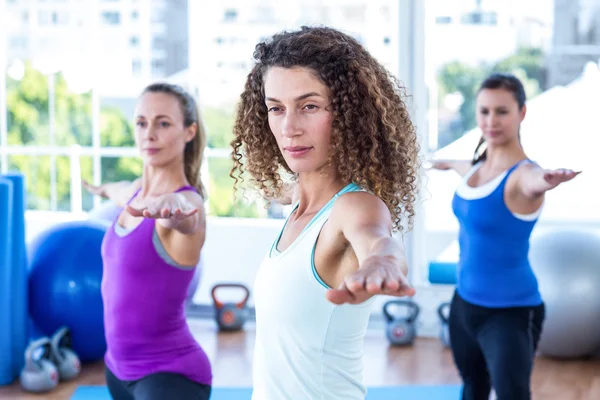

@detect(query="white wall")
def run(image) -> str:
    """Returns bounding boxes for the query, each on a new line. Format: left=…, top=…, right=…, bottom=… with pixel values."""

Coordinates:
left=24, top=212, right=453, bottom=336
left=24, top=211, right=600, bottom=339
left=24, top=211, right=284, bottom=307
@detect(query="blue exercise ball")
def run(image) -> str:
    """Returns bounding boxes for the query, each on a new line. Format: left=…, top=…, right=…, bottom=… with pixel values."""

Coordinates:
left=28, top=221, right=107, bottom=363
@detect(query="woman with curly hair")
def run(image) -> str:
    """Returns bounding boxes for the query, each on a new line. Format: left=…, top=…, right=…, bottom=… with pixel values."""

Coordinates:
left=230, top=26, right=421, bottom=399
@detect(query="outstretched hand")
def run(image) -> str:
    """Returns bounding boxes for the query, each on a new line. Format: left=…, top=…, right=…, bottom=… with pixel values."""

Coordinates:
left=543, top=168, right=581, bottom=189
left=82, top=180, right=107, bottom=198
left=427, top=160, right=452, bottom=171
left=326, top=255, right=416, bottom=305
left=126, top=193, right=198, bottom=220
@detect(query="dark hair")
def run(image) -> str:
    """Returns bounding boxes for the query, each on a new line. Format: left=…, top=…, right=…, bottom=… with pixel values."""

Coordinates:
left=230, top=26, right=420, bottom=232
left=141, top=83, right=206, bottom=196
left=472, top=73, right=526, bottom=165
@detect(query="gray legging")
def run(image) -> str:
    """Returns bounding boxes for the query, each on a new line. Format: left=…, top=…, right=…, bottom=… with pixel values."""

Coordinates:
left=105, top=367, right=211, bottom=400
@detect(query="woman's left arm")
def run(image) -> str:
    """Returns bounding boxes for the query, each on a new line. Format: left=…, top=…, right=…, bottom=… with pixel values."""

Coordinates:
left=326, top=192, right=415, bottom=305
left=517, top=164, right=581, bottom=199
left=126, top=191, right=206, bottom=235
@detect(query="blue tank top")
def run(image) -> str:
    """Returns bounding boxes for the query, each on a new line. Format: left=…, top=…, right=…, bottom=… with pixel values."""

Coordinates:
left=451, top=159, right=543, bottom=308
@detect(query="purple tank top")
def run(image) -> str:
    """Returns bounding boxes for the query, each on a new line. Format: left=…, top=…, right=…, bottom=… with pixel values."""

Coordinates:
left=100, top=185, right=211, bottom=385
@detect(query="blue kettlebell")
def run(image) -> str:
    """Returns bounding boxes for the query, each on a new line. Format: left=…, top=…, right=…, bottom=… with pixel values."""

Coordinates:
left=383, top=300, right=420, bottom=346
left=211, top=283, right=251, bottom=332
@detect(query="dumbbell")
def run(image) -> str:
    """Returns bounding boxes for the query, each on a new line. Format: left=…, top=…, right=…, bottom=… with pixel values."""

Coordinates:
left=20, top=337, right=59, bottom=393
left=50, top=326, right=81, bottom=381
left=437, top=302, right=451, bottom=348
left=211, top=283, right=251, bottom=332
left=383, top=300, right=420, bottom=346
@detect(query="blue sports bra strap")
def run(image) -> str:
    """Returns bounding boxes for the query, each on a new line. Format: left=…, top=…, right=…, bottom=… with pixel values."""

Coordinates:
left=507, top=159, right=533, bottom=175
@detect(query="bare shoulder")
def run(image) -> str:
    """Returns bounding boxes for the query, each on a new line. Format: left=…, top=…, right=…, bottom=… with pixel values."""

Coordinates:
left=509, top=161, right=543, bottom=181
left=330, top=191, right=392, bottom=230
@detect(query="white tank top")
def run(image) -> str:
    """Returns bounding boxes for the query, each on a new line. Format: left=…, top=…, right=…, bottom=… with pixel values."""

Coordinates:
left=251, top=183, right=375, bottom=400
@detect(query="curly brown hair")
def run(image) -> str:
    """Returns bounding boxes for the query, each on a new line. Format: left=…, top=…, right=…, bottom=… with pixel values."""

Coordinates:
left=230, top=26, right=420, bottom=231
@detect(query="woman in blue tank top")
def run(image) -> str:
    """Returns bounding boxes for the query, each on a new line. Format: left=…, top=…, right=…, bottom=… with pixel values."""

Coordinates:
left=230, top=27, right=420, bottom=399
left=432, top=74, right=580, bottom=400
left=83, top=83, right=211, bottom=400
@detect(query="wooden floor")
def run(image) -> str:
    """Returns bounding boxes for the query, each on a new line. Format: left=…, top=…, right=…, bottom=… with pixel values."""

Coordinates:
left=1, top=319, right=599, bottom=399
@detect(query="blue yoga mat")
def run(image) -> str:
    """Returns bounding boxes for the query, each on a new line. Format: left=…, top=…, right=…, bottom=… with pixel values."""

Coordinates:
left=71, top=385, right=462, bottom=399
left=428, top=261, right=458, bottom=285
left=4, top=174, right=28, bottom=377
left=0, top=178, right=14, bottom=385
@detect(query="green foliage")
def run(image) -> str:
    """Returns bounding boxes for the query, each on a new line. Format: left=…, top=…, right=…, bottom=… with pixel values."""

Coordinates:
left=203, top=107, right=235, bottom=149
left=5, top=62, right=260, bottom=217
left=436, top=47, right=546, bottom=148
left=6, top=62, right=137, bottom=211
left=207, top=158, right=264, bottom=218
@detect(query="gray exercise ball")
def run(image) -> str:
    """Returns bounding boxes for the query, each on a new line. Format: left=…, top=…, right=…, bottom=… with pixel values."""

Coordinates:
left=530, top=229, right=600, bottom=359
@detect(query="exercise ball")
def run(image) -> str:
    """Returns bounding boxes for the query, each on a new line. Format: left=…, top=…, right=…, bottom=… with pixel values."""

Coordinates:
left=28, top=221, right=107, bottom=363
left=88, top=201, right=122, bottom=225
left=530, top=230, right=600, bottom=359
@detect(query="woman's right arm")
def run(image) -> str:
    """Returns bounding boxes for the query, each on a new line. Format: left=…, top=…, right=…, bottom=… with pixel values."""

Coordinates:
left=82, top=178, right=141, bottom=208
left=429, top=159, right=473, bottom=177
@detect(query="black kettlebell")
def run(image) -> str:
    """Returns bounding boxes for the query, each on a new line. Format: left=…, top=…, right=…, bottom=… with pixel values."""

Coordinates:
left=211, top=283, right=251, bottom=332
left=437, top=302, right=451, bottom=348
left=383, top=300, right=420, bottom=346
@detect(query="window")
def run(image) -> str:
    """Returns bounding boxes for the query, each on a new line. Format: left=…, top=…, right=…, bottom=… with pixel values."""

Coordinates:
left=461, top=11, right=497, bottom=26
left=132, top=59, right=141, bottom=75
left=52, top=11, right=68, bottom=25
left=151, top=59, right=165, bottom=76
left=223, top=9, right=238, bottom=22
left=9, top=36, right=28, bottom=50
left=101, top=11, right=120, bottom=25
left=38, top=10, right=51, bottom=25
left=152, top=36, right=165, bottom=48
left=342, top=5, right=366, bottom=23
left=574, top=3, right=600, bottom=45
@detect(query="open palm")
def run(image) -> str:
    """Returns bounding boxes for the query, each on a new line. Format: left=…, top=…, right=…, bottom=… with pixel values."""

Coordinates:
left=543, top=168, right=581, bottom=189
left=326, top=255, right=415, bottom=305
left=126, top=193, right=198, bottom=220
left=82, top=180, right=107, bottom=198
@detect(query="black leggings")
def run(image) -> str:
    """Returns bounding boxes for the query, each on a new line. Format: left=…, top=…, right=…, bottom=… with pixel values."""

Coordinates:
left=105, top=367, right=211, bottom=400
left=449, top=291, right=545, bottom=400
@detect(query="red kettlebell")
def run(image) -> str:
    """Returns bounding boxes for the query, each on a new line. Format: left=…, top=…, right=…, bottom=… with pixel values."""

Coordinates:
left=211, top=283, right=251, bottom=332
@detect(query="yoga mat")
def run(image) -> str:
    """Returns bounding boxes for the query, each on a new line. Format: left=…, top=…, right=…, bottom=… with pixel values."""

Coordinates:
left=4, top=174, right=28, bottom=376
left=0, top=178, right=14, bottom=385
left=428, top=261, right=458, bottom=284
left=71, top=384, right=462, bottom=399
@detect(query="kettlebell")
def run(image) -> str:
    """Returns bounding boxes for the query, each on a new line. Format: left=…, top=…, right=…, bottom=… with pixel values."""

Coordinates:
left=383, top=300, right=420, bottom=346
left=20, top=337, right=59, bottom=393
left=437, top=302, right=451, bottom=348
left=50, top=326, right=81, bottom=381
left=211, top=283, right=251, bottom=332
